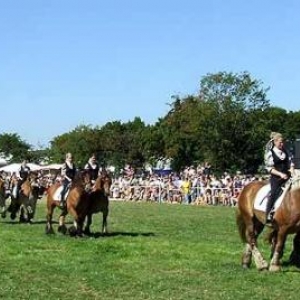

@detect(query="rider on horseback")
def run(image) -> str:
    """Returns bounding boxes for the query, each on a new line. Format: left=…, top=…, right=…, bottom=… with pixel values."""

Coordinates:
left=16, top=159, right=31, bottom=198
left=60, top=152, right=76, bottom=208
left=264, top=132, right=294, bottom=224
left=84, top=154, right=99, bottom=183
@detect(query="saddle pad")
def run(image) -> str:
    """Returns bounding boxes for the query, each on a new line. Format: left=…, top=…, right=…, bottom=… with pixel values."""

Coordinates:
left=253, top=183, right=284, bottom=212
left=52, top=186, right=70, bottom=201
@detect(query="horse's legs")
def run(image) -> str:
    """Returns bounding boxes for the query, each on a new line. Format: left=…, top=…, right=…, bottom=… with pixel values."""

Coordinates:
left=102, top=209, right=108, bottom=234
left=19, top=205, right=27, bottom=223
left=84, top=214, right=92, bottom=235
left=67, top=206, right=83, bottom=236
left=27, top=194, right=37, bottom=222
left=9, top=196, right=21, bottom=220
left=288, top=231, right=300, bottom=267
left=244, top=217, right=268, bottom=270
left=57, top=209, right=68, bottom=235
left=0, top=195, right=7, bottom=218
left=269, top=227, right=288, bottom=272
left=242, top=243, right=252, bottom=269
left=45, top=204, right=55, bottom=234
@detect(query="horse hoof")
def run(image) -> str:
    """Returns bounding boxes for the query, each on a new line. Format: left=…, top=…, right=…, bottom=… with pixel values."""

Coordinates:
left=45, top=226, right=55, bottom=235
left=83, top=228, right=91, bottom=236
left=269, top=264, right=281, bottom=272
left=10, top=213, right=16, bottom=220
left=68, top=226, right=77, bottom=237
left=242, top=264, right=250, bottom=270
left=1, top=212, right=6, bottom=219
left=58, top=225, right=67, bottom=235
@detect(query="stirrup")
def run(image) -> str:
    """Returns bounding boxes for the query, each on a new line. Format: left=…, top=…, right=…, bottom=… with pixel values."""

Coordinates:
left=59, top=201, right=66, bottom=208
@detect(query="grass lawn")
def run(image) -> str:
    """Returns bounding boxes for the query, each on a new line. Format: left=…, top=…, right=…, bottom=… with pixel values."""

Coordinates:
left=0, top=200, right=299, bottom=300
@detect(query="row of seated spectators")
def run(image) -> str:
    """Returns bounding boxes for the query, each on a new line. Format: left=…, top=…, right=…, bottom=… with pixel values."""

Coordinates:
left=109, top=166, right=267, bottom=206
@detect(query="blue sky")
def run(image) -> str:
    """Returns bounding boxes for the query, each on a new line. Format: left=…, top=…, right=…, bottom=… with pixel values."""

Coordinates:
left=0, top=0, right=299, bottom=148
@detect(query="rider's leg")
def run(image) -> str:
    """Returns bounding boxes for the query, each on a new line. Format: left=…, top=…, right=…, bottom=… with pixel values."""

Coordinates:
left=266, top=176, right=282, bottom=223
left=60, top=180, right=68, bottom=207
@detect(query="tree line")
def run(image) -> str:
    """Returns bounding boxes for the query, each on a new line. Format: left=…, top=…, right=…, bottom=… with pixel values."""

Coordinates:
left=1, top=71, right=300, bottom=174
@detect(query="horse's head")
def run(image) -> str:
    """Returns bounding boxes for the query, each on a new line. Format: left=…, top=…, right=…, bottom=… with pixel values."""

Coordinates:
left=71, top=170, right=92, bottom=192
left=93, top=171, right=112, bottom=196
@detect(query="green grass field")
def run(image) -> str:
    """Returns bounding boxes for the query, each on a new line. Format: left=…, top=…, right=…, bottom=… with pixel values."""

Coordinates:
left=0, top=200, right=299, bottom=300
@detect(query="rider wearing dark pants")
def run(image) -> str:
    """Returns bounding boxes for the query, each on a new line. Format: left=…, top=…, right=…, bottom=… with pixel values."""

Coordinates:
left=60, top=153, right=76, bottom=208
left=264, top=132, right=293, bottom=224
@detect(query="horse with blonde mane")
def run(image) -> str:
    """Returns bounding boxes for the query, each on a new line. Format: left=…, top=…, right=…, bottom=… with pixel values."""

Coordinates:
left=236, top=174, right=300, bottom=272
left=45, top=170, right=90, bottom=236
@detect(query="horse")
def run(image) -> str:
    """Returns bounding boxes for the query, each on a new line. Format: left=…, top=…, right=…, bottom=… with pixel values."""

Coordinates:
left=236, top=176, right=300, bottom=272
left=45, top=170, right=90, bottom=236
left=7, top=172, right=40, bottom=223
left=0, top=177, right=9, bottom=218
left=83, top=171, right=112, bottom=235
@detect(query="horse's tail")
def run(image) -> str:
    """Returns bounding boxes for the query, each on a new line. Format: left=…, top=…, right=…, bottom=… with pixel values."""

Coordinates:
left=236, top=206, right=247, bottom=243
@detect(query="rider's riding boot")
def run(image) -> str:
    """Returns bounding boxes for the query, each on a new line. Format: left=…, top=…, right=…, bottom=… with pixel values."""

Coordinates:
left=265, top=210, right=274, bottom=226
left=60, top=190, right=66, bottom=208
left=59, top=200, right=66, bottom=208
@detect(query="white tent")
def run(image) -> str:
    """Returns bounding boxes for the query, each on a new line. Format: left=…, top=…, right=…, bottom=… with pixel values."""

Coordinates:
left=0, top=163, right=41, bottom=173
left=39, top=164, right=63, bottom=170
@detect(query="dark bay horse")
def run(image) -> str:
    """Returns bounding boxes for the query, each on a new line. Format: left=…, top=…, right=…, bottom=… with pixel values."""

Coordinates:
left=45, top=170, right=90, bottom=236
left=84, top=171, right=112, bottom=235
left=0, top=177, right=8, bottom=218
left=236, top=176, right=300, bottom=271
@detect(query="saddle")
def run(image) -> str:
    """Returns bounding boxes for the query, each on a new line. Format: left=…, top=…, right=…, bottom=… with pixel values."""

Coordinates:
left=254, top=180, right=292, bottom=213
left=53, top=185, right=70, bottom=201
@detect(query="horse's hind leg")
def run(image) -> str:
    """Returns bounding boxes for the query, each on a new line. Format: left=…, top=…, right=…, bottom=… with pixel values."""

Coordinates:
left=242, top=243, right=252, bottom=269
left=57, top=211, right=68, bottom=235
left=269, top=227, right=288, bottom=272
left=67, top=206, right=83, bottom=237
left=84, top=214, right=92, bottom=235
left=102, top=210, right=108, bottom=234
left=244, top=218, right=268, bottom=271
left=288, top=232, right=300, bottom=267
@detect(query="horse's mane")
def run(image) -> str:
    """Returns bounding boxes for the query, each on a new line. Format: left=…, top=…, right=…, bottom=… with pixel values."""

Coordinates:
left=72, top=170, right=89, bottom=186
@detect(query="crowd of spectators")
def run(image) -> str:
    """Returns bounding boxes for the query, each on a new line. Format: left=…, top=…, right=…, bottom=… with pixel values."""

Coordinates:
left=110, top=164, right=267, bottom=206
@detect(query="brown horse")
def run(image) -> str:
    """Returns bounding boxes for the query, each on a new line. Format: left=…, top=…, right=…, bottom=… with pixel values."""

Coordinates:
left=45, top=170, right=90, bottom=236
left=83, top=171, right=112, bottom=235
left=8, top=172, right=40, bottom=223
left=236, top=176, right=300, bottom=272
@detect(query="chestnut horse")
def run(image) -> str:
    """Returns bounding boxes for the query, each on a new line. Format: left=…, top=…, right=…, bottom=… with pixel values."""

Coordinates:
left=236, top=176, right=300, bottom=272
left=83, top=171, right=112, bottom=235
left=45, top=170, right=90, bottom=236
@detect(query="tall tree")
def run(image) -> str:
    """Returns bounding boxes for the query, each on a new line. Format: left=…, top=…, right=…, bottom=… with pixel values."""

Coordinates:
left=0, top=133, right=32, bottom=162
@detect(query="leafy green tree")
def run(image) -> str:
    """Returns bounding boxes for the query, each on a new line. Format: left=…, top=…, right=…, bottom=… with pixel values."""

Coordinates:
left=197, top=71, right=270, bottom=172
left=0, top=133, right=32, bottom=162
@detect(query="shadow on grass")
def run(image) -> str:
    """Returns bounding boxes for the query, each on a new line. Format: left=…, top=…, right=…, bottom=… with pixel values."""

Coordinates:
left=281, top=260, right=300, bottom=271
left=91, top=231, right=155, bottom=239
left=0, top=219, right=73, bottom=225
